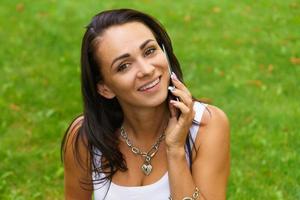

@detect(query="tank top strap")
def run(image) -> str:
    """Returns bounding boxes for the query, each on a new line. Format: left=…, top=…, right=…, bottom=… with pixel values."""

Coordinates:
left=185, top=101, right=207, bottom=163
left=189, top=101, right=207, bottom=141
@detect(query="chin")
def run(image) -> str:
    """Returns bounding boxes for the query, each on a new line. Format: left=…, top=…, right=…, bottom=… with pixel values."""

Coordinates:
left=142, top=91, right=169, bottom=107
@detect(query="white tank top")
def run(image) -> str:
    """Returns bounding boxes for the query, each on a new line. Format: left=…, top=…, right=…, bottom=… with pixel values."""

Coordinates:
left=93, top=102, right=206, bottom=200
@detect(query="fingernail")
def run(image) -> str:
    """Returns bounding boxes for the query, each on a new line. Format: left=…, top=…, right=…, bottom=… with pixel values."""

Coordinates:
left=168, top=86, right=175, bottom=92
left=171, top=72, right=178, bottom=80
left=170, top=100, right=176, bottom=104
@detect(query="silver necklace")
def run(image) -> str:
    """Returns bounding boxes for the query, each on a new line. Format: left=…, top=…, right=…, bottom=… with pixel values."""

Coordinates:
left=120, top=126, right=165, bottom=176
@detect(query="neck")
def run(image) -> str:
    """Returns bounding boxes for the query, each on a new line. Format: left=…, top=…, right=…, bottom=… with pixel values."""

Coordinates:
left=121, top=101, right=169, bottom=143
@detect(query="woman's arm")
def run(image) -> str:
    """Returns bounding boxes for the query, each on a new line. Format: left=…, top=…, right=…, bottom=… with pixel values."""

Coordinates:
left=63, top=116, right=93, bottom=200
left=192, top=105, right=230, bottom=199
left=167, top=105, right=230, bottom=200
left=166, top=74, right=230, bottom=200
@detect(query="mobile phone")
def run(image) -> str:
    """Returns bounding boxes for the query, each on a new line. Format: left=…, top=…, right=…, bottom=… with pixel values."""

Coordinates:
left=161, top=44, right=180, bottom=102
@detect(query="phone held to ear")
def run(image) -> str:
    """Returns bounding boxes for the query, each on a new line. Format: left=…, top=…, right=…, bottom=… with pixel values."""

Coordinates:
left=161, top=44, right=180, bottom=102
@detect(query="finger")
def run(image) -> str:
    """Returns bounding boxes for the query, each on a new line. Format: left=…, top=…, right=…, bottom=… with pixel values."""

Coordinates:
left=168, top=100, right=177, bottom=118
left=171, top=73, right=192, bottom=96
left=170, top=100, right=190, bottom=115
left=169, top=87, right=193, bottom=107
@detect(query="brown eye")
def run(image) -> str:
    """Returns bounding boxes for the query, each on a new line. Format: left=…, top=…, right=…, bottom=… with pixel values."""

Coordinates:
left=117, top=63, right=130, bottom=72
left=144, top=47, right=156, bottom=57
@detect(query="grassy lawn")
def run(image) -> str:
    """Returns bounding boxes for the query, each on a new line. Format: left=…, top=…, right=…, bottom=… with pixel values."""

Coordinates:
left=0, top=0, right=299, bottom=199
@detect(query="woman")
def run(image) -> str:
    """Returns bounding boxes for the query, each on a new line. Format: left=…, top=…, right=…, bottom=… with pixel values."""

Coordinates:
left=62, top=8, right=230, bottom=200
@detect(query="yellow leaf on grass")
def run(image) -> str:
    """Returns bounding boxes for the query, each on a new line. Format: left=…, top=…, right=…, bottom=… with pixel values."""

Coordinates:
left=290, top=57, right=300, bottom=65
left=184, top=15, right=191, bottom=23
left=212, top=7, right=221, bottom=13
left=268, top=64, right=274, bottom=73
left=247, top=80, right=263, bottom=88
left=16, top=3, right=24, bottom=12
left=9, top=103, right=21, bottom=111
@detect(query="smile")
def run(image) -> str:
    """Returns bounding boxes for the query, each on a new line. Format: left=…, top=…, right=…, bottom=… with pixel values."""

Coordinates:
left=138, top=77, right=161, bottom=91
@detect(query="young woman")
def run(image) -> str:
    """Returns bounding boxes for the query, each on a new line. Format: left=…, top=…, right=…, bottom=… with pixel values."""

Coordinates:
left=61, top=8, right=230, bottom=200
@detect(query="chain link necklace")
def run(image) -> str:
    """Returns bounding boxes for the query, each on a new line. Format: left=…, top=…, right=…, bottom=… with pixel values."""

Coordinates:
left=120, top=126, right=165, bottom=176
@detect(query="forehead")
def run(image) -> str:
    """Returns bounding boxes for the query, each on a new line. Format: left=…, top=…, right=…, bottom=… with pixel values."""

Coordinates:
left=96, top=22, right=157, bottom=62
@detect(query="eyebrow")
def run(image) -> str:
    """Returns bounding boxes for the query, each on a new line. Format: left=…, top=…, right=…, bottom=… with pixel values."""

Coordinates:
left=110, top=39, right=155, bottom=68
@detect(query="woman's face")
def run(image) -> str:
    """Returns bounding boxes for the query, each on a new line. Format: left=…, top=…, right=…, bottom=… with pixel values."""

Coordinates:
left=95, top=22, right=170, bottom=108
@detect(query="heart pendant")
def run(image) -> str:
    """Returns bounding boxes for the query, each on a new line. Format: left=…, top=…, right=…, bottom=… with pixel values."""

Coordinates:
left=141, top=163, right=153, bottom=176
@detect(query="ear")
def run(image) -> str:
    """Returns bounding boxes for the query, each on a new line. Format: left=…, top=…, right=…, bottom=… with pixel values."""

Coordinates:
left=97, top=83, right=116, bottom=99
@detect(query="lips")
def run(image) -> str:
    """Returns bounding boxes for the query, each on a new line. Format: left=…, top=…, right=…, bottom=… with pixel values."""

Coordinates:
left=138, top=77, right=161, bottom=91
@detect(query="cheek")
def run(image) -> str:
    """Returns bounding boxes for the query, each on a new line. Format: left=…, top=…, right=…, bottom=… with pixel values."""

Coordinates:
left=153, top=53, right=169, bottom=71
left=110, top=74, right=136, bottom=93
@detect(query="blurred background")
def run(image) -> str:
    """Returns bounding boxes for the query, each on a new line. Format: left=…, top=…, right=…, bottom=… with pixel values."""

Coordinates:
left=0, top=0, right=299, bottom=199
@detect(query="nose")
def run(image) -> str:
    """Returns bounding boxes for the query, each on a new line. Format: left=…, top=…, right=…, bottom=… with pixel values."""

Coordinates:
left=136, top=59, right=155, bottom=78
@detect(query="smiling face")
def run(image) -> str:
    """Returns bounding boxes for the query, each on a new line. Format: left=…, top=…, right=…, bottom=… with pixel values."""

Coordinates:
left=95, top=22, right=170, bottom=109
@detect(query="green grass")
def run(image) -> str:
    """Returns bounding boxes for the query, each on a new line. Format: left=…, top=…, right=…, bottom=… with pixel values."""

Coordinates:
left=0, top=0, right=299, bottom=199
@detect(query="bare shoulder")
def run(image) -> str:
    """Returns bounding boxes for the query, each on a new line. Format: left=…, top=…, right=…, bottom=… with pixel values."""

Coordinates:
left=63, top=115, right=92, bottom=199
left=63, top=115, right=87, bottom=167
left=66, top=115, right=84, bottom=141
left=194, top=104, right=230, bottom=152
left=63, top=115, right=85, bottom=158
left=201, top=104, right=229, bottom=129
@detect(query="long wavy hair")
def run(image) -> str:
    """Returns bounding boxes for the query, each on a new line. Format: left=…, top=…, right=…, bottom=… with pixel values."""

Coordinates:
left=61, top=8, right=195, bottom=188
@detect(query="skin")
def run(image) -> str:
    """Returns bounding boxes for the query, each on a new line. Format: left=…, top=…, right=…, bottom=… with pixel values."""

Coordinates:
left=64, top=22, right=230, bottom=199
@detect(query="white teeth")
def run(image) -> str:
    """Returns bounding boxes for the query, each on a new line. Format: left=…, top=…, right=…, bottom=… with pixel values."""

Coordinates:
left=139, top=78, right=160, bottom=91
